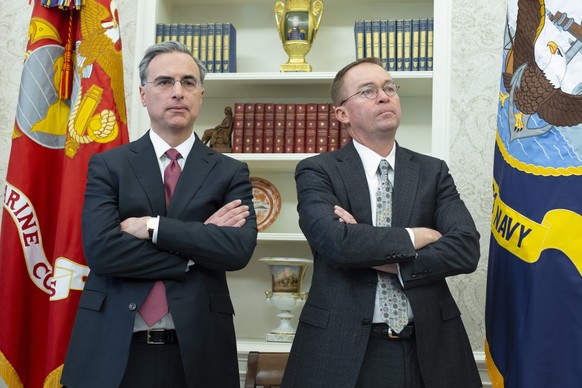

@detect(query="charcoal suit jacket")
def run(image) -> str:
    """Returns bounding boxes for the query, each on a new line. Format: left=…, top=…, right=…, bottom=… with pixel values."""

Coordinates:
left=282, top=141, right=482, bottom=388
left=61, top=132, right=257, bottom=388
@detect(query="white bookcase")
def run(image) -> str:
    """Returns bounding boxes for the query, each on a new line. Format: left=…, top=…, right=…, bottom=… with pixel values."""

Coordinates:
left=129, top=0, right=451, bottom=375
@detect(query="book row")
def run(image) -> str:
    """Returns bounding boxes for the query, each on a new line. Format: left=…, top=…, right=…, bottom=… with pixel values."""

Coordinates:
left=354, top=18, right=433, bottom=72
left=156, top=23, right=237, bottom=73
left=231, top=103, right=351, bottom=154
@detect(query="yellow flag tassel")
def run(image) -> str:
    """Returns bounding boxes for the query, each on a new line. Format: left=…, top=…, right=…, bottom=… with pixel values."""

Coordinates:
left=60, top=10, right=74, bottom=100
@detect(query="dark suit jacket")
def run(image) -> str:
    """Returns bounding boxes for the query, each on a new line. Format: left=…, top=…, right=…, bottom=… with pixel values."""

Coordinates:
left=61, top=132, right=257, bottom=388
left=282, top=141, right=481, bottom=388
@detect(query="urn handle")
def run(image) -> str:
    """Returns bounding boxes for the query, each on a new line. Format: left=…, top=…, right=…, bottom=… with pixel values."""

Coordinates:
left=274, top=1, right=286, bottom=43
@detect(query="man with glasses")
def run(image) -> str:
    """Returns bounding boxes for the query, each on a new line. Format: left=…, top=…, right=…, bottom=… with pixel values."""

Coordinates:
left=282, top=58, right=481, bottom=388
left=61, top=41, right=257, bottom=388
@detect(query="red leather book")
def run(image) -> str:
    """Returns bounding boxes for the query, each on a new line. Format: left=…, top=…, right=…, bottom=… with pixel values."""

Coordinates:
left=243, top=103, right=255, bottom=153
left=232, top=102, right=245, bottom=153
left=273, top=104, right=286, bottom=153
left=316, top=103, right=329, bottom=153
left=305, top=103, right=318, bottom=153
left=284, top=104, right=296, bottom=153
left=262, top=103, right=275, bottom=153
left=294, top=103, right=306, bottom=153
left=327, top=104, right=340, bottom=152
left=339, top=122, right=351, bottom=148
left=253, top=103, right=265, bottom=153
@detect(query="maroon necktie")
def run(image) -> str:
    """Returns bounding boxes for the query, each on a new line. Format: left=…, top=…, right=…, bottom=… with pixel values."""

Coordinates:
left=139, top=148, right=182, bottom=326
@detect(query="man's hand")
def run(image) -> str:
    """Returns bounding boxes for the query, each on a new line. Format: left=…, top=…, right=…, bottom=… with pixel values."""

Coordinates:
left=120, top=216, right=150, bottom=240
left=334, top=205, right=357, bottom=224
left=204, top=199, right=249, bottom=227
left=410, top=227, right=442, bottom=249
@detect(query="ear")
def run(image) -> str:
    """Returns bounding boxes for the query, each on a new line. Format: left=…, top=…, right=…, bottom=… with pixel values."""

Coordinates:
left=334, top=105, right=349, bottom=124
left=139, top=85, right=146, bottom=107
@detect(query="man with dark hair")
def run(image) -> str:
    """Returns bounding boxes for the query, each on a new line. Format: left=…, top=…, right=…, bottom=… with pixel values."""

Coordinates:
left=61, top=41, right=257, bottom=388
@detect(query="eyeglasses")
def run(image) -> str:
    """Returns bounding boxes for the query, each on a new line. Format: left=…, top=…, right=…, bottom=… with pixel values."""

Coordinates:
left=340, top=82, right=400, bottom=106
left=145, top=77, right=199, bottom=91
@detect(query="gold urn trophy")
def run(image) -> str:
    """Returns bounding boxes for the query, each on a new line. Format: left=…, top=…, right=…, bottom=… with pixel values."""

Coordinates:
left=259, top=257, right=312, bottom=342
left=274, top=0, right=324, bottom=72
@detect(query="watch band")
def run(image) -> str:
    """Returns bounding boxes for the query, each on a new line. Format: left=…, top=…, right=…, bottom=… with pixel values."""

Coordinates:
left=147, top=217, right=156, bottom=239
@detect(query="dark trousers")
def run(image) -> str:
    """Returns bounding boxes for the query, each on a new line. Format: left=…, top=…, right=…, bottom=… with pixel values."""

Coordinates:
left=355, top=334, right=425, bottom=388
left=119, top=340, right=188, bottom=388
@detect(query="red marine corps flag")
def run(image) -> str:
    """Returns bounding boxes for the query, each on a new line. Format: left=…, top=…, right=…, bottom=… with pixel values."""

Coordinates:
left=0, top=1, right=128, bottom=386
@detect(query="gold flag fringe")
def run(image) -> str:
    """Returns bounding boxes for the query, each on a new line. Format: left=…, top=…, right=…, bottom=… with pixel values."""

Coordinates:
left=44, top=364, right=64, bottom=388
left=485, top=339, right=505, bottom=388
left=0, top=351, right=24, bottom=388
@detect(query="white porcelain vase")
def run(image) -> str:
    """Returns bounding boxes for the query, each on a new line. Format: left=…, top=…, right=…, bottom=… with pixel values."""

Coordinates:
left=259, top=257, right=312, bottom=342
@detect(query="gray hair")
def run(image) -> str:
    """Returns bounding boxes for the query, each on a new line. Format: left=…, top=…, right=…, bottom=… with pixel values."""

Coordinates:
left=138, top=41, right=207, bottom=86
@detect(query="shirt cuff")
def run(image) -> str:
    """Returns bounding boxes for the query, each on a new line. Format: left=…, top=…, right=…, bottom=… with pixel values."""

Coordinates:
left=405, top=227, right=415, bottom=246
left=150, top=216, right=160, bottom=243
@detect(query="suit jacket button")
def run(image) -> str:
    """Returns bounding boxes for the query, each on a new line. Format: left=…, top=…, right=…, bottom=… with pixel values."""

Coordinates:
left=129, top=303, right=137, bottom=311
left=361, top=319, right=371, bottom=327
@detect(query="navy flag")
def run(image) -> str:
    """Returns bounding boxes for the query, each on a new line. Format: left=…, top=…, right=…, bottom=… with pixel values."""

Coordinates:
left=486, top=0, right=582, bottom=387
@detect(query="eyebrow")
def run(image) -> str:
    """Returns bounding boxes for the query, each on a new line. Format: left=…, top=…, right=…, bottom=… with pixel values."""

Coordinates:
left=357, top=80, right=394, bottom=89
left=356, top=82, right=376, bottom=90
left=154, top=75, right=197, bottom=81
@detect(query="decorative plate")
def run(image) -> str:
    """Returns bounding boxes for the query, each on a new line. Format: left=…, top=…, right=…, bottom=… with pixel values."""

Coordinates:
left=251, top=177, right=281, bottom=232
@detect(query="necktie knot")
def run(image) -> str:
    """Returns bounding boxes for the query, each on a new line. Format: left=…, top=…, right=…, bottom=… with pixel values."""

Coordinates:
left=378, top=159, right=390, bottom=181
left=165, top=148, right=181, bottom=161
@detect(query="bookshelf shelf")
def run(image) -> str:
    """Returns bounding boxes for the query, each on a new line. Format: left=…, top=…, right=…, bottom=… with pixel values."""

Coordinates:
left=230, top=153, right=314, bottom=172
left=204, top=71, right=433, bottom=99
left=258, top=232, right=306, bottom=242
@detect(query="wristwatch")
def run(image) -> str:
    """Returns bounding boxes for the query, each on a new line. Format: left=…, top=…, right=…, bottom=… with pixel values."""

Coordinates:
left=146, top=217, right=156, bottom=239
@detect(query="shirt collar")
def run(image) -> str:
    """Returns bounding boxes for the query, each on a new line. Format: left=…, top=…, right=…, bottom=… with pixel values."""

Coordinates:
left=352, top=139, right=396, bottom=179
left=149, top=130, right=195, bottom=161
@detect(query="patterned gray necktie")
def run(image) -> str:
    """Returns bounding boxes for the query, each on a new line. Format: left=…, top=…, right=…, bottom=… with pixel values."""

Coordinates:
left=376, top=159, right=409, bottom=333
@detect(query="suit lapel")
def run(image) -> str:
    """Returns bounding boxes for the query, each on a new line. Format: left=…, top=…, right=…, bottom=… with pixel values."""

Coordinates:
left=393, top=145, right=419, bottom=227
left=336, top=142, right=374, bottom=225
left=127, top=133, right=166, bottom=216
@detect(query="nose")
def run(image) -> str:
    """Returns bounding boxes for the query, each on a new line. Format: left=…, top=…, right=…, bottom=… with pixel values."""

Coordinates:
left=171, top=80, right=184, bottom=98
left=378, top=88, right=390, bottom=99
left=376, top=88, right=394, bottom=103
